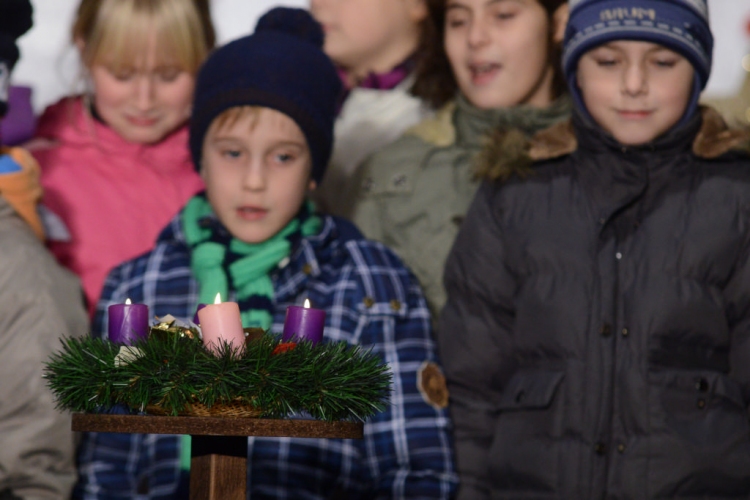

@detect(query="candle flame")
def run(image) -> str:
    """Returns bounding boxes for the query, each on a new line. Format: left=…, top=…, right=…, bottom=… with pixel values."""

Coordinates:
left=125, top=298, right=132, bottom=305
left=303, top=298, right=311, bottom=308
left=214, top=293, right=222, bottom=304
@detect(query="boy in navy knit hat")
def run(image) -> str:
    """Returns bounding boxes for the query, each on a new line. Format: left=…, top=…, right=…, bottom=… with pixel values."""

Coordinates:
left=439, top=1, right=750, bottom=498
left=74, top=7, right=457, bottom=500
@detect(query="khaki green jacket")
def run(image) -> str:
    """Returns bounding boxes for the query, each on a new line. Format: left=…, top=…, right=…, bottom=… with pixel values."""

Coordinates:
left=350, top=95, right=571, bottom=320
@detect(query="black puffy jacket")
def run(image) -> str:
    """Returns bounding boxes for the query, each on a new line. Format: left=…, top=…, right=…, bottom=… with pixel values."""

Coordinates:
left=439, top=108, right=750, bottom=499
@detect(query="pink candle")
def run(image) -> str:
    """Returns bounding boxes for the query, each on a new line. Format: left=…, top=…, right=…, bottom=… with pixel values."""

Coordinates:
left=282, top=299, right=326, bottom=345
left=198, top=293, right=245, bottom=353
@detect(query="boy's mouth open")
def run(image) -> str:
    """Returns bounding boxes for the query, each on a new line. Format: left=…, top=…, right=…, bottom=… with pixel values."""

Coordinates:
left=237, top=206, right=268, bottom=221
left=469, top=62, right=500, bottom=85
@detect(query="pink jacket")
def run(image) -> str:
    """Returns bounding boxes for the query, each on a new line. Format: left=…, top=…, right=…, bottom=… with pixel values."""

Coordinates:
left=32, top=97, right=204, bottom=316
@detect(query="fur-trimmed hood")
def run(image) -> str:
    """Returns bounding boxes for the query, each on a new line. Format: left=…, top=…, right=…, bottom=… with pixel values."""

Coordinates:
left=476, top=107, right=750, bottom=182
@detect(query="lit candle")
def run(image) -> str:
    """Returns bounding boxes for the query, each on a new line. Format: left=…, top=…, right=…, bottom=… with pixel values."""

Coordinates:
left=282, top=299, right=326, bottom=346
left=108, top=298, right=149, bottom=345
left=198, top=293, right=245, bottom=353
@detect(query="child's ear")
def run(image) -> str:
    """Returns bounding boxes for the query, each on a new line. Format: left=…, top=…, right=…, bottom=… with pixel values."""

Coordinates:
left=406, top=0, right=428, bottom=23
left=74, top=36, right=86, bottom=58
left=551, top=3, right=569, bottom=44
left=308, top=179, right=317, bottom=192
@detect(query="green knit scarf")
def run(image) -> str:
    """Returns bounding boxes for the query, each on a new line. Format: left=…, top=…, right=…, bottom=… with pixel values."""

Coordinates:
left=182, top=194, right=321, bottom=330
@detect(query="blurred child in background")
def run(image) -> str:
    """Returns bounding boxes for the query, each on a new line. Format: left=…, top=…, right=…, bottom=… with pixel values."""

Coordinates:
left=0, top=1, right=88, bottom=498
left=29, top=0, right=215, bottom=316
left=440, top=0, right=750, bottom=497
left=350, top=0, right=571, bottom=320
left=309, top=0, right=435, bottom=216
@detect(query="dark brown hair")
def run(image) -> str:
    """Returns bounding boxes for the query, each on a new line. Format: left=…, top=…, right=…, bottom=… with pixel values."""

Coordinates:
left=411, top=0, right=567, bottom=109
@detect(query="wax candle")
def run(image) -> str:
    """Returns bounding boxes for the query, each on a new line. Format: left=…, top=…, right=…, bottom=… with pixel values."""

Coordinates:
left=198, top=293, right=245, bottom=353
left=108, top=298, right=149, bottom=345
left=192, top=303, right=206, bottom=325
left=282, top=299, right=326, bottom=345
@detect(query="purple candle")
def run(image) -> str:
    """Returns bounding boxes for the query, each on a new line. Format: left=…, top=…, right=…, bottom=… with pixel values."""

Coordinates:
left=282, top=299, right=326, bottom=345
left=108, top=299, right=149, bottom=345
left=193, top=303, right=207, bottom=324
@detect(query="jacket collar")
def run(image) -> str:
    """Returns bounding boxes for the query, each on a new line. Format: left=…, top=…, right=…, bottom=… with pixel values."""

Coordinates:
left=453, top=93, right=571, bottom=149
left=476, top=106, right=750, bottom=181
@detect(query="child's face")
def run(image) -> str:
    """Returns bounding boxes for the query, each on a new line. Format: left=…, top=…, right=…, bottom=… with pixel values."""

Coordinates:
left=576, top=41, right=695, bottom=146
left=444, top=0, right=564, bottom=109
left=200, top=108, right=315, bottom=245
left=87, top=33, right=195, bottom=144
left=310, top=0, right=426, bottom=80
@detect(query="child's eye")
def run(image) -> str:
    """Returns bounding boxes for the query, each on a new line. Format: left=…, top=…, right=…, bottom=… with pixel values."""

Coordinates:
left=109, top=68, right=135, bottom=81
left=157, top=68, right=183, bottom=82
left=221, top=149, right=242, bottom=159
left=595, top=58, right=618, bottom=67
left=493, top=9, right=517, bottom=21
left=445, top=11, right=469, bottom=29
left=652, top=59, right=678, bottom=68
left=274, top=152, right=296, bottom=164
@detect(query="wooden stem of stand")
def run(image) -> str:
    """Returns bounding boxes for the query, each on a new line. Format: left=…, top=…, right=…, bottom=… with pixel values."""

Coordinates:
left=190, top=436, right=246, bottom=500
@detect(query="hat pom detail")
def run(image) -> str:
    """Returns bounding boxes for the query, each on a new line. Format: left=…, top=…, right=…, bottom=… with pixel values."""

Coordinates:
left=254, top=7, right=324, bottom=48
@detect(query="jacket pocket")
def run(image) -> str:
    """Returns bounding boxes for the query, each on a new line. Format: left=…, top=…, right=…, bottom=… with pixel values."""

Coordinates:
left=648, top=370, right=750, bottom=497
left=488, top=370, right=565, bottom=499
left=497, top=370, right=564, bottom=411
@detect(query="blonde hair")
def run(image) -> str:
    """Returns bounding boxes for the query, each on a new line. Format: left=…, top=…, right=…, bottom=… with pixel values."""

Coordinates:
left=73, top=0, right=215, bottom=74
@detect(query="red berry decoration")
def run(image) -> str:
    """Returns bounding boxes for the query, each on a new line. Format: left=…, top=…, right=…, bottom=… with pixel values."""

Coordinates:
left=271, top=342, right=297, bottom=356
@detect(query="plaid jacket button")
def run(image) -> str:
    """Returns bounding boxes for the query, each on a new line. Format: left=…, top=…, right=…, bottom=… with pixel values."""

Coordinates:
left=302, top=263, right=312, bottom=275
left=363, top=297, right=375, bottom=308
left=390, top=299, right=401, bottom=311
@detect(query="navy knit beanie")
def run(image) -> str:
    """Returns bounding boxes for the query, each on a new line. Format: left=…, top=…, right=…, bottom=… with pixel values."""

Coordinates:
left=189, top=7, right=341, bottom=183
left=563, top=0, right=713, bottom=124
left=0, top=0, right=33, bottom=117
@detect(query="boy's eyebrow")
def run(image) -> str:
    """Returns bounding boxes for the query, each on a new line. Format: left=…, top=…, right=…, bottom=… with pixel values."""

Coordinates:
left=446, top=0, right=522, bottom=11
left=209, top=135, right=307, bottom=149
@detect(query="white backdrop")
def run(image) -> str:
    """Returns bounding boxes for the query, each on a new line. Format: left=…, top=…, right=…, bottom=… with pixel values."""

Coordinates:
left=12, top=0, right=750, bottom=114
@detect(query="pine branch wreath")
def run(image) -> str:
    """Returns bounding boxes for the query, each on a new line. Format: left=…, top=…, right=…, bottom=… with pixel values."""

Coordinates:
left=45, top=323, right=392, bottom=422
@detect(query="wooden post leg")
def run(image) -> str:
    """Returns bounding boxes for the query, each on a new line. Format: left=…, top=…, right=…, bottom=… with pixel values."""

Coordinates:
left=189, top=435, right=247, bottom=500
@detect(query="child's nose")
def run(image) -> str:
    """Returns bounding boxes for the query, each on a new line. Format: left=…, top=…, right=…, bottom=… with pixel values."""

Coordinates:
left=467, top=18, right=490, bottom=48
left=622, top=63, right=648, bottom=96
left=133, top=75, right=156, bottom=111
left=242, top=161, right=267, bottom=191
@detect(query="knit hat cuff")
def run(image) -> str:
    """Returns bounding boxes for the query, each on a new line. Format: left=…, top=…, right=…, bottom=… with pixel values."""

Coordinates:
left=190, top=87, right=331, bottom=182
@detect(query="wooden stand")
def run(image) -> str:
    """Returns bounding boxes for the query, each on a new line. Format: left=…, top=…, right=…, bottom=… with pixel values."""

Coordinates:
left=72, top=413, right=363, bottom=500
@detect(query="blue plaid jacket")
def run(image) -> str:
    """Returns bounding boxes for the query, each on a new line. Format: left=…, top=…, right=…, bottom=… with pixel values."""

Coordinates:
left=74, top=212, right=457, bottom=499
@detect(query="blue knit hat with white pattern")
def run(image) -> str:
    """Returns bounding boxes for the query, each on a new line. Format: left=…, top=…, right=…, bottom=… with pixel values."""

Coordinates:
left=563, top=0, right=713, bottom=123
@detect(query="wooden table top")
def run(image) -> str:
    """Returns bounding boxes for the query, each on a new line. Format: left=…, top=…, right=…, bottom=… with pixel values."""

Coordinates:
left=72, top=413, right=364, bottom=439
